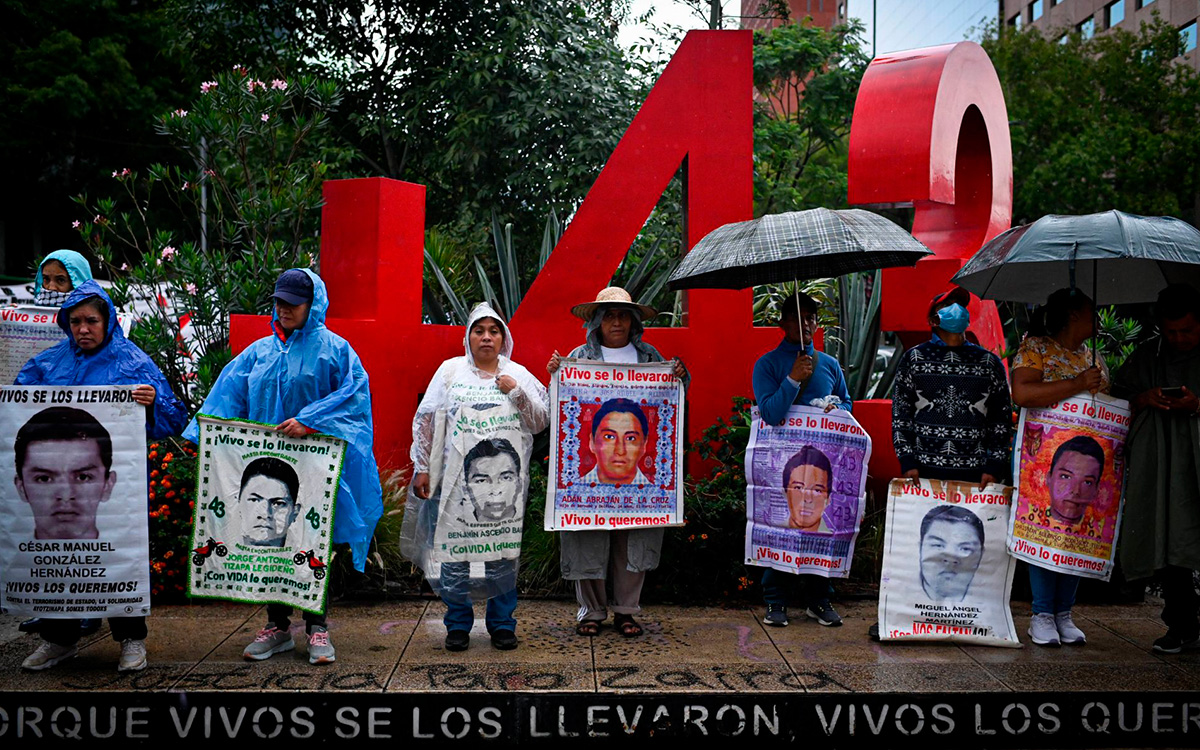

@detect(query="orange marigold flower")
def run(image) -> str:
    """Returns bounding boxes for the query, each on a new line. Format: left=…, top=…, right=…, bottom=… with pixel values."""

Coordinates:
left=701, top=534, right=708, bottom=540
left=162, top=480, right=171, bottom=488
left=148, top=451, right=158, bottom=460
left=189, top=501, right=195, bottom=509
left=164, top=550, right=174, bottom=558
left=166, top=491, right=176, bottom=499
left=150, top=469, right=159, bottom=478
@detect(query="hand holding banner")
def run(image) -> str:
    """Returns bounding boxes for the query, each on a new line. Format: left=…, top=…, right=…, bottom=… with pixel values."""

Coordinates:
left=546, top=359, right=685, bottom=531
left=744, top=405, right=870, bottom=578
left=188, top=416, right=345, bottom=613
left=0, top=386, right=150, bottom=618
left=1008, top=393, right=1130, bottom=580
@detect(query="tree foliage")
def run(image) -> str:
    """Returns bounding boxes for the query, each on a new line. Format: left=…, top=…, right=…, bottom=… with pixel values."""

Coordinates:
left=983, top=18, right=1200, bottom=225
left=0, top=0, right=197, bottom=276
left=751, top=19, right=869, bottom=216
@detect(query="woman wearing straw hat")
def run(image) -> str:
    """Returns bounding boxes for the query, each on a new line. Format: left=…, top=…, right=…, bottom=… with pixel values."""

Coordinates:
left=547, top=287, right=688, bottom=637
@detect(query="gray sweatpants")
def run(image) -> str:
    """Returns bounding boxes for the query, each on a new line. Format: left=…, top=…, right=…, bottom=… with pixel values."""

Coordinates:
left=575, top=530, right=646, bottom=621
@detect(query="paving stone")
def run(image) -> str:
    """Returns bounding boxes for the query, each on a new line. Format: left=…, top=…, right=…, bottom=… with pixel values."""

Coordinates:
left=388, top=662, right=595, bottom=692
left=978, top=663, right=1200, bottom=692
left=811, top=662, right=1011, bottom=693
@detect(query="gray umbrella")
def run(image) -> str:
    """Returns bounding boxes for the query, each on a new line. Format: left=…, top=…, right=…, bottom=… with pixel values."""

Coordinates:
left=952, top=210, right=1200, bottom=305
left=666, top=207, right=932, bottom=291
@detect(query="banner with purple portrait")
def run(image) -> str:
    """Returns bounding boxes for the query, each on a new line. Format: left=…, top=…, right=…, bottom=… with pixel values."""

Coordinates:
left=545, top=359, right=685, bottom=531
left=744, top=405, right=871, bottom=577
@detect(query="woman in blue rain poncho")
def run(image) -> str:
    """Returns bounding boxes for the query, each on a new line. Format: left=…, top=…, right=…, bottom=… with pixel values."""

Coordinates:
left=185, top=268, right=383, bottom=666
left=31, top=249, right=93, bottom=307
left=16, top=281, right=187, bottom=673
left=402, top=302, right=548, bottom=653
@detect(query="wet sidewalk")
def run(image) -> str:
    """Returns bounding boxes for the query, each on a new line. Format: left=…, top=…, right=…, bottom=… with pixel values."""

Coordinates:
left=2, top=597, right=1196, bottom=693
left=1, top=597, right=1197, bottom=745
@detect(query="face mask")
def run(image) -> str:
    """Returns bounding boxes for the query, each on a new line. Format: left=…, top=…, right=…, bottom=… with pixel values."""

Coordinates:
left=937, top=303, right=970, bottom=333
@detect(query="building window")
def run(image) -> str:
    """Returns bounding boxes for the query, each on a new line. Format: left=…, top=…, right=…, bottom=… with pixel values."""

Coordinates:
left=1009, top=12, right=1023, bottom=30
left=1106, top=0, right=1125, bottom=28
left=1136, top=0, right=1155, bottom=9
left=1031, top=0, right=1043, bottom=21
left=1182, top=22, right=1198, bottom=53
left=1078, top=16, right=1095, bottom=39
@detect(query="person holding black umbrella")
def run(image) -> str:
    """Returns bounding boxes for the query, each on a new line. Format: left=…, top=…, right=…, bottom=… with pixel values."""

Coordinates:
left=1011, top=288, right=1109, bottom=647
left=1113, top=284, right=1200, bottom=654
left=752, top=290, right=851, bottom=628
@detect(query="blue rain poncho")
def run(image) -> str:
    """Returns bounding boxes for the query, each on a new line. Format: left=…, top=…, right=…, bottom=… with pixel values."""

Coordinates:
left=184, top=269, right=383, bottom=572
left=33, top=249, right=93, bottom=306
left=16, top=281, right=187, bottom=439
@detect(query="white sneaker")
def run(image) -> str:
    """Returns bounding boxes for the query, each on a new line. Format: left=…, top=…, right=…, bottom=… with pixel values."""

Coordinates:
left=118, top=639, right=148, bottom=672
left=1029, top=613, right=1060, bottom=646
left=22, top=641, right=77, bottom=671
left=1055, top=611, right=1087, bottom=645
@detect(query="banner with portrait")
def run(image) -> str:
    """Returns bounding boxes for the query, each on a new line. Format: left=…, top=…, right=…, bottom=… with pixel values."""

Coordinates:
left=878, top=479, right=1020, bottom=647
left=431, top=401, right=531, bottom=564
left=1008, top=393, right=1130, bottom=581
left=545, top=359, right=685, bottom=531
left=744, top=405, right=870, bottom=578
left=188, top=416, right=345, bottom=614
left=0, top=386, right=150, bottom=619
left=0, top=306, right=133, bottom=384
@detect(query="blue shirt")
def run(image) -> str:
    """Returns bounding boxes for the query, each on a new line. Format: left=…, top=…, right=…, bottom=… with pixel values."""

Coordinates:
left=752, top=338, right=851, bottom=426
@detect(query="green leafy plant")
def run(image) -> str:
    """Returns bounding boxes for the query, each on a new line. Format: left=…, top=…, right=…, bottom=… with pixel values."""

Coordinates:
left=1097, top=306, right=1144, bottom=373
left=147, top=439, right=197, bottom=601
left=72, top=68, right=349, bottom=411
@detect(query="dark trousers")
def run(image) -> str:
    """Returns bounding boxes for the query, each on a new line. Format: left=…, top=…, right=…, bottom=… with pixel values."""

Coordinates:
left=761, top=568, right=831, bottom=609
left=1160, top=565, right=1199, bottom=636
left=266, top=603, right=326, bottom=635
left=43, top=617, right=146, bottom=647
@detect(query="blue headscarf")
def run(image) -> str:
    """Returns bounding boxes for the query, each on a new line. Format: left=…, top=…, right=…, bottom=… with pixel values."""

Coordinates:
left=184, top=269, right=383, bottom=572
left=33, top=250, right=93, bottom=306
left=16, top=281, right=187, bottom=439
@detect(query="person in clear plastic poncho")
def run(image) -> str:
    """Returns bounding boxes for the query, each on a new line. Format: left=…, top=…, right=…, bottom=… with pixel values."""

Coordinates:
left=402, top=302, right=548, bottom=652
left=184, top=269, right=383, bottom=666
left=546, top=287, right=688, bottom=638
left=31, top=250, right=93, bottom=307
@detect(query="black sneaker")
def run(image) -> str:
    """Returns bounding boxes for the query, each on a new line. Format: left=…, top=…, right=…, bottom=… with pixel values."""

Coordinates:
left=806, top=601, right=843, bottom=627
left=444, top=630, right=470, bottom=652
left=868, top=623, right=881, bottom=641
left=1152, top=630, right=1200, bottom=654
left=491, top=630, right=518, bottom=650
left=763, top=604, right=788, bottom=627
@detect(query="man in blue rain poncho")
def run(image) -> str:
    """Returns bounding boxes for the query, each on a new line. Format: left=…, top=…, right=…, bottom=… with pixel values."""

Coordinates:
left=185, top=268, right=383, bottom=665
left=31, top=250, right=93, bottom=307
left=16, top=281, right=187, bottom=672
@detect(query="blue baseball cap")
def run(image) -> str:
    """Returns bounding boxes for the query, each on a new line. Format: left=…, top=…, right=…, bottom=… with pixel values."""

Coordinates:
left=272, top=269, right=314, bottom=306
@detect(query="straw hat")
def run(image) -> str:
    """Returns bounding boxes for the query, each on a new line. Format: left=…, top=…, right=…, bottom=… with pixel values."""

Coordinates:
left=570, top=287, right=658, bottom=322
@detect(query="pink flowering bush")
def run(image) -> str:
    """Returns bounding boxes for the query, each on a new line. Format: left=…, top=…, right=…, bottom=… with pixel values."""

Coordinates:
left=73, top=69, right=350, bottom=411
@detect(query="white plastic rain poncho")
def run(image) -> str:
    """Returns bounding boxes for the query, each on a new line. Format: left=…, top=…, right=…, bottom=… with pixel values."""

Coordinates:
left=401, top=302, right=549, bottom=602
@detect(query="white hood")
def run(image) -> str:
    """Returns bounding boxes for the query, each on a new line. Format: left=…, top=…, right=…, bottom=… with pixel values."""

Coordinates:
left=463, top=302, right=514, bottom=365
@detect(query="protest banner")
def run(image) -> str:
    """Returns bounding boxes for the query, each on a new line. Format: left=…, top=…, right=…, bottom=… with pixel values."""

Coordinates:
left=878, top=479, right=1019, bottom=646
left=0, top=305, right=134, bottom=383
left=545, top=359, right=685, bottom=531
left=1008, top=392, right=1130, bottom=581
left=431, top=401, right=532, bottom=564
left=0, top=386, right=150, bottom=618
left=188, top=416, right=345, bottom=613
left=744, top=405, right=870, bottom=577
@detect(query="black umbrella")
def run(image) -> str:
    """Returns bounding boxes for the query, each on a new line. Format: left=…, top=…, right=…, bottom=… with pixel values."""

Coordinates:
left=952, top=210, right=1200, bottom=305
left=667, top=208, right=932, bottom=291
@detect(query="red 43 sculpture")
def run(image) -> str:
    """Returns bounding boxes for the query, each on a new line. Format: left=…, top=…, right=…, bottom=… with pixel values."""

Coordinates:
left=230, top=32, right=1013, bottom=490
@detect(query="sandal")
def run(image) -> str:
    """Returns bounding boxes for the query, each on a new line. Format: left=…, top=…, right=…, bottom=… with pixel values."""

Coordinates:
left=614, top=614, right=643, bottom=638
left=575, top=620, right=602, bottom=637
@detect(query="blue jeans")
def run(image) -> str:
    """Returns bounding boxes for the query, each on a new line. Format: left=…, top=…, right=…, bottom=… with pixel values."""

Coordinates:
left=1029, top=565, right=1080, bottom=614
left=761, top=568, right=830, bottom=609
left=439, top=560, right=518, bottom=634
left=442, top=588, right=518, bottom=634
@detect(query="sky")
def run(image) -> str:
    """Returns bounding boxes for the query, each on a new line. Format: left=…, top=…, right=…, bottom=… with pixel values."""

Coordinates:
left=619, top=1, right=1000, bottom=57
